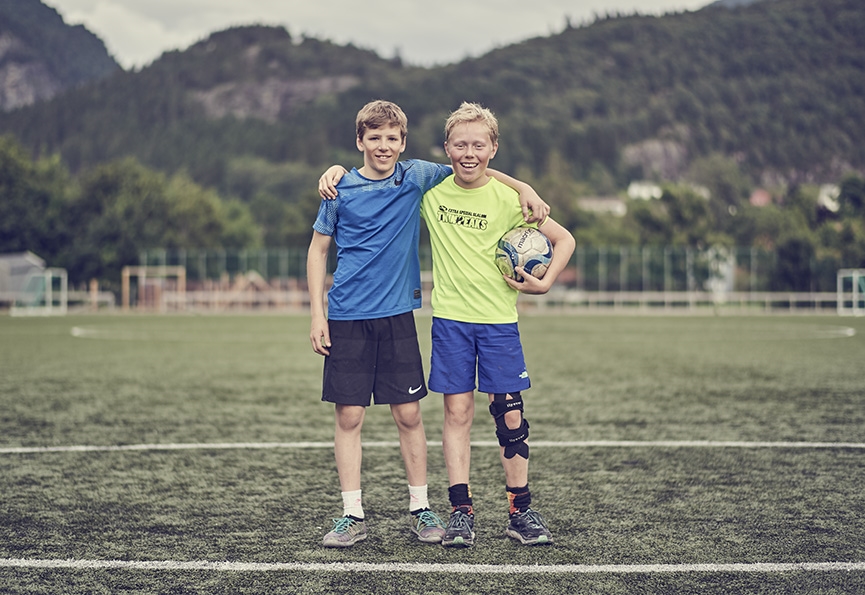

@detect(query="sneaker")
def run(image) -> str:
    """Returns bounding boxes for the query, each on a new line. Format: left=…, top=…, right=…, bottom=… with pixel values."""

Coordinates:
left=506, top=508, right=553, bottom=545
left=322, top=516, right=367, bottom=548
left=442, top=507, right=475, bottom=547
left=411, top=509, right=446, bottom=543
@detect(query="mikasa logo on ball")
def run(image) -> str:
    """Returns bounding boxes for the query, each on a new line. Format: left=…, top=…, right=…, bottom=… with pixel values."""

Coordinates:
left=495, top=228, right=553, bottom=282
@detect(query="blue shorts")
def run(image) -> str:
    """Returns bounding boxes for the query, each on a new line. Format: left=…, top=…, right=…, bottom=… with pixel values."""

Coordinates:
left=428, top=317, right=531, bottom=395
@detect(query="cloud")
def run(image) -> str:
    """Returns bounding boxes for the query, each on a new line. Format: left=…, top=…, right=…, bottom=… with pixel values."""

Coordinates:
left=47, top=1, right=205, bottom=68
left=46, top=0, right=711, bottom=69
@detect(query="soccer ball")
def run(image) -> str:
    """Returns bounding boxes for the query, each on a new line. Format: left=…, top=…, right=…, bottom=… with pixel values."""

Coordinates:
left=495, top=227, right=553, bottom=282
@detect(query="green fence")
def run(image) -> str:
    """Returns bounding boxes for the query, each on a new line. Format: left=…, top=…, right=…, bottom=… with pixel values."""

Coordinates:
left=139, top=245, right=841, bottom=294
left=139, top=248, right=309, bottom=284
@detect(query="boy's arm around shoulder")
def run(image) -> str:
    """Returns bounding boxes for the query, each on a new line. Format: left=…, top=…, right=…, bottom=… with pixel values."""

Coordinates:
left=487, top=169, right=550, bottom=223
left=504, top=217, right=576, bottom=295
left=319, top=166, right=348, bottom=199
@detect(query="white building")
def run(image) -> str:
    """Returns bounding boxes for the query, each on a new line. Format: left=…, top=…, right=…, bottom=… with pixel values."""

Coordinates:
left=0, top=252, right=67, bottom=315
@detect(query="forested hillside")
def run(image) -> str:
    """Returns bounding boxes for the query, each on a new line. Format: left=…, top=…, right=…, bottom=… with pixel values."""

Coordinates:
left=1, top=0, right=864, bottom=292
left=0, top=0, right=119, bottom=110
left=2, top=0, right=862, bottom=188
left=406, top=0, right=864, bottom=184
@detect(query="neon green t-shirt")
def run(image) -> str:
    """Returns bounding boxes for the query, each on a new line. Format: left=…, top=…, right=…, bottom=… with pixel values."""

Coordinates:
left=421, top=175, right=535, bottom=324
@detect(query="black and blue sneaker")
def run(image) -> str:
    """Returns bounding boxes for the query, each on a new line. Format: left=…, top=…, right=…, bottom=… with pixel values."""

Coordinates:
left=442, top=507, right=475, bottom=547
left=505, top=508, right=553, bottom=545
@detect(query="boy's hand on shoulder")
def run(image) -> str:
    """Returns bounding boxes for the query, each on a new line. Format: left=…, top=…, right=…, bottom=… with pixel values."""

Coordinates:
left=318, top=166, right=348, bottom=200
left=520, top=190, right=550, bottom=223
left=503, top=267, right=551, bottom=295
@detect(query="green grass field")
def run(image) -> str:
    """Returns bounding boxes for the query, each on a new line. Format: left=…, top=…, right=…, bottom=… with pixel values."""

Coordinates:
left=1, top=313, right=864, bottom=594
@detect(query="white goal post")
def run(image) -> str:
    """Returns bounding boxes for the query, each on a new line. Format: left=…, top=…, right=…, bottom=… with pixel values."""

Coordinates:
left=9, top=267, right=68, bottom=317
left=837, top=269, right=865, bottom=316
left=121, top=266, right=186, bottom=311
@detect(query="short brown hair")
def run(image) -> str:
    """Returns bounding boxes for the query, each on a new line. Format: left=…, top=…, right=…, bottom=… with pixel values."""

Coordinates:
left=355, top=100, right=408, bottom=140
left=444, top=102, right=499, bottom=145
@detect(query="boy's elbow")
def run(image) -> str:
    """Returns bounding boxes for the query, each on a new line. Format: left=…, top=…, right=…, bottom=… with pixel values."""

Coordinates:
left=554, top=237, right=576, bottom=261
left=553, top=234, right=575, bottom=251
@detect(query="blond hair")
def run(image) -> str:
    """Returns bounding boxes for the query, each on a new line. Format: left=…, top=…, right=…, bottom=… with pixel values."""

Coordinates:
left=355, top=100, right=408, bottom=140
left=444, top=102, right=499, bottom=145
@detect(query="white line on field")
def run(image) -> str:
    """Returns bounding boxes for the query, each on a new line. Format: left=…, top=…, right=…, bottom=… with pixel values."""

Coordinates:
left=2, top=440, right=865, bottom=455
left=0, top=557, right=863, bottom=574
left=69, top=325, right=859, bottom=342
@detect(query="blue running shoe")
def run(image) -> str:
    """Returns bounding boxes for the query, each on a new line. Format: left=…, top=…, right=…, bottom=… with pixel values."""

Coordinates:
left=442, top=507, right=475, bottom=547
left=506, top=508, right=553, bottom=545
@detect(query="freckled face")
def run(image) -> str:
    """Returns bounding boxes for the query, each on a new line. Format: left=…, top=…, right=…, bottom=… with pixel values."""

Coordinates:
left=444, top=121, right=498, bottom=189
left=357, top=125, right=406, bottom=180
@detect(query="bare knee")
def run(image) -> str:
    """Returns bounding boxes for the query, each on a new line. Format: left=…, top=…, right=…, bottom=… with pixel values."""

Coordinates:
left=504, top=408, right=523, bottom=430
left=444, top=394, right=474, bottom=428
left=391, top=401, right=422, bottom=431
left=335, top=404, right=365, bottom=433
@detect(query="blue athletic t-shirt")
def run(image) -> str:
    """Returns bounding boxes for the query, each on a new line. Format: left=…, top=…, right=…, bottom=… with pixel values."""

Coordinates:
left=313, top=159, right=451, bottom=320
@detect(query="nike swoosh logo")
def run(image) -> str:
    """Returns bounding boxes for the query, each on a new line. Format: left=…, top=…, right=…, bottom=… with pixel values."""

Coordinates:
left=408, top=385, right=423, bottom=394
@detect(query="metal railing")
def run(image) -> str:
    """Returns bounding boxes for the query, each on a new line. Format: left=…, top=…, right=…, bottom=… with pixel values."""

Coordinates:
left=127, top=246, right=855, bottom=314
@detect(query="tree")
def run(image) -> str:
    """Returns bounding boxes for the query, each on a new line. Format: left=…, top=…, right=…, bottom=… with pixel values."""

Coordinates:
left=773, top=234, right=816, bottom=291
left=0, top=135, right=69, bottom=259
left=838, top=174, right=865, bottom=217
left=163, top=172, right=260, bottom=249
left=625, top=184, right=727, bottom=248
left=685, top=153, right=751, bottom=234
left=63, top=158, right=260, bottom=285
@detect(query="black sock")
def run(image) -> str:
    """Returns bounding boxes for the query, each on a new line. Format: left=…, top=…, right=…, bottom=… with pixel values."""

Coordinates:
left=507, top=484, right=531, bottom=515
left=448, top=483, right=473, bottom=511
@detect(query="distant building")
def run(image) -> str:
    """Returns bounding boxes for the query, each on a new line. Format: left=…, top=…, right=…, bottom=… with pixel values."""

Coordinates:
left=749, top=188, right=772, bottom=207
left=0, top=251, right=67, bottom=315
left=0, top=252, right=45, bottom=302
left=627, top=181, right=663, bottom=200
left=690, top=185, right=711, bottom=200
left=818, top=184, right=840, bottom=213
left=577, top=197, right=627, bottom=217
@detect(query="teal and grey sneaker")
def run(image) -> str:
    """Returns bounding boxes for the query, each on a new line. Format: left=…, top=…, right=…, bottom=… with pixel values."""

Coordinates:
left=411, top=509, right=446, bottom=543
left=505, top=508, right=553, bottom=545
left=441, top=507, right=475, bottom=547
left=322, top=516, right=367, bottom=548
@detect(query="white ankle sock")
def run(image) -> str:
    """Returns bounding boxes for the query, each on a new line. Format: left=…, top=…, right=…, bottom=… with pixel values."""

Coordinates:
left=409, top=484, right=430, bottom=513
left=342, top=489, right=363, bottom=519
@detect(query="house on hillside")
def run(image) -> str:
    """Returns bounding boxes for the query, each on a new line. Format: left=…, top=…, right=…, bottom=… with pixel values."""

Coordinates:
left=627, top=181, right=663, bottom=200
left=577, top=197, right=627, bottom=217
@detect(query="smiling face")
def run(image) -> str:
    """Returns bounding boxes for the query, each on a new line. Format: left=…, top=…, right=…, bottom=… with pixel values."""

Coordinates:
left=356, top=125, right=406, bottom=180
left=444, top=120, right=498, bottom=189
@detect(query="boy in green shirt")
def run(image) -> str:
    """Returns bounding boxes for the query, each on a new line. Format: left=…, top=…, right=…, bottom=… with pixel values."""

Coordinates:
left=421, top=102, right=575, bottom=546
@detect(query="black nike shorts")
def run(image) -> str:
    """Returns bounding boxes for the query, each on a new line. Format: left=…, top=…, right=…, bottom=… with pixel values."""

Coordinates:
left=321, top=312, right=428, bottom=406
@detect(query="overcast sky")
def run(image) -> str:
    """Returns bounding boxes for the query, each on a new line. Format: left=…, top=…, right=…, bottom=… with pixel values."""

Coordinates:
left=45, top=0, right=712, bottom=70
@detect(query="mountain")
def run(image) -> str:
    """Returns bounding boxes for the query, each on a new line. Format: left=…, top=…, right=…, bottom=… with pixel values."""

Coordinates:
left=0, top=0, right=119, bottom=111
left=0, top=0, right=862, bottom=192
left=710, top=0, right=764, bottom=8
left=0, top=24, right=412, bottom=181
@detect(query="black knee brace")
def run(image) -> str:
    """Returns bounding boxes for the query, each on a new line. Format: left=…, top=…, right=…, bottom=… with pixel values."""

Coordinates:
left=489, top=392, right=530, bottom=460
